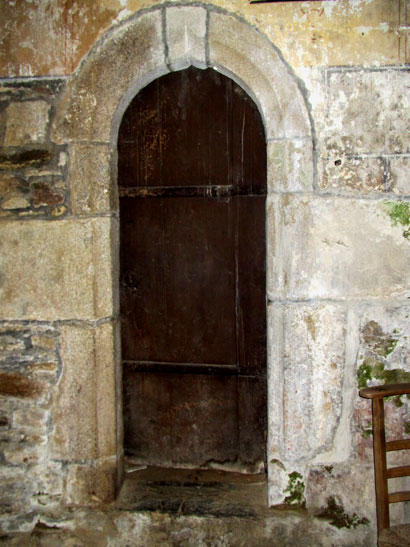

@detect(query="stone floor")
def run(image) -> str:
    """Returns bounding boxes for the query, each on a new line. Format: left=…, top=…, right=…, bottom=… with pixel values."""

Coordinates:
left=0, top=468, right=375, bottom=546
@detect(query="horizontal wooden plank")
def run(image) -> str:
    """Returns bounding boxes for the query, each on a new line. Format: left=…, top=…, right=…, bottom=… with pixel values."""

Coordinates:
left=359, top=383, right=410, bottom=399
left=386, top=439, right=410, bottom=452
left=387, top=465, right=410, bottom=478
left=119, top=186, right=266, bottom=198
left=123, top=360, right=238, bottom=375
left=388, top=491, right=410, bottom=504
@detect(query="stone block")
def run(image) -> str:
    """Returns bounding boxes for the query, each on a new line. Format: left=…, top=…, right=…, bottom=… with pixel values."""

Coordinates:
left=1, top=195, right=30, bottom=210
left=0, top=173, right=30, bottom=211
left=65, top=458, right=116, bottom=504
left=208, top=11, right=311, bottom=140
left=0, top=149, right=53, bottom=171
left=165, top=6, right=207, bottom=71
left=51, top=321, right=119, bottom=462
left=68, top=143, right=116, bottom=215
left=3, top=100, right=50, bottom=146
left=267, top=195, right=410, bottom=300
left=389, top=156, right=410, bottom=195
left=325, top=69, right=410, bottom=155
left=320, top=156, right=386, bottom=195
left=0, top=217, right=117, bottom=320
left=12, top=407, right=48, bottom=430
left=3, top=444, right=43, bottom=466
left=51, top=10, right=167, bottom=144
left=0, top=476, right=33, bottom=514
left=0, top=371, right=44, bottom=399
left=94, top=320, right=120, bottom=459
left=306, top=463, right=375, bottom=530
left=31, top=179, right=65, bottom=209
left=269, top=303, right=346, bottom=461
left=268, top=139, right=313, bottom=192
left=31, top=461, right=64, bottom=500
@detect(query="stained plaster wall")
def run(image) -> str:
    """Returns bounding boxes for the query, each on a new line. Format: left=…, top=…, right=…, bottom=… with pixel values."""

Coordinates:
left=0, top=0, right=409, bottom=544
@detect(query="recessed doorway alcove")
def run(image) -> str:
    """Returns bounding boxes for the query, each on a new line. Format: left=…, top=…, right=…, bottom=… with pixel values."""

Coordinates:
left=119, top=66, right=267, bottom=474
left=50, top=3, right=313, bottom=505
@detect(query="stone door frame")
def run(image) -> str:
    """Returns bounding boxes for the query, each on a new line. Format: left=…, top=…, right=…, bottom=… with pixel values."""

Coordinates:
left=51, top=3, right=314, bottom=503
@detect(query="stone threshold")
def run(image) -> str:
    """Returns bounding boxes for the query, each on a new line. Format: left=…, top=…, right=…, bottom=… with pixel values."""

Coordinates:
left=115, top=466, right=268, bottom=518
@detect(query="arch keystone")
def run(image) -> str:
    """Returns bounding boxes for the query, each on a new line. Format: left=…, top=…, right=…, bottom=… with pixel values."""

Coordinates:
left=165, top=6, right=208, bottom=71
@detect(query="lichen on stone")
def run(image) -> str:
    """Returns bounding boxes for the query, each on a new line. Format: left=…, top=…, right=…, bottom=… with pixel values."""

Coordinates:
left=284, top=472, right=305, bottom=507
left=316, top=496, right=369, bottom=529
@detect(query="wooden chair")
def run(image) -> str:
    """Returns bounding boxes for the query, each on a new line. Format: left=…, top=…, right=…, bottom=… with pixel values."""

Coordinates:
left=360, top=383, right=410, bottom=546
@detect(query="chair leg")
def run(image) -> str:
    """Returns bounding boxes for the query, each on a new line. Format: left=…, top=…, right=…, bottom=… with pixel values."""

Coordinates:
left=373, top=397, right=389, bottom=534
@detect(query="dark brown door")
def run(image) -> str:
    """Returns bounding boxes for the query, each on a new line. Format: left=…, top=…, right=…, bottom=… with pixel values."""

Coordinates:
left=118, top=67, right=266, bottom=472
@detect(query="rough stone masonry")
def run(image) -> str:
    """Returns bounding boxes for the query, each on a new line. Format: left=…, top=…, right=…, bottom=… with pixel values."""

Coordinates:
left=0, top=1, right=409, bottom=545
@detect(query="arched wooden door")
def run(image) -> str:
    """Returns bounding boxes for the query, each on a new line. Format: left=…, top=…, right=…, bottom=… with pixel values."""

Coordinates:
left=118, top=67, right=266, bottom=472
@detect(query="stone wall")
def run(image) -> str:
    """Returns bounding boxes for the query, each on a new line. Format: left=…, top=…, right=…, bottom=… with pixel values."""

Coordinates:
left=0, top=78, right=121, bottom=533
left=0, top=1, right=409, bottom=544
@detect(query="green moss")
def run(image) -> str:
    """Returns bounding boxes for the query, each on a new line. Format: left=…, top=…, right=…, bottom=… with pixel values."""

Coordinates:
left=357, top=361, right=375, bottom=389
left=284, top=472, right=305, bottom=507
left=375, top=338, right=398, bottom=357
left=357, top=359, right=410, bottom=407
left=386, top=202, right=410, bottom=227
left=385, top=202, right=410, bottom=239
left=404, top=422, right=410, bottom=435
left=361, top=422, right=373, bottom=439
left=316, top=496, right=369, bottom=529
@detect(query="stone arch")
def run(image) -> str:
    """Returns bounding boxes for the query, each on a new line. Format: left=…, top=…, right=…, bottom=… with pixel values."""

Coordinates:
left=50, top=3, right=314, bottom=504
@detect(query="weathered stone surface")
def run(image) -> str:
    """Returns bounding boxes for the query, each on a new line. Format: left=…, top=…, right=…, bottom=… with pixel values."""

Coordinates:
left=353, top=305, right=410, bottom=462
left=31, top=180, right=64, bottom=208
left=0, top=149, right=52, bottom=170
left=268, top=138, right=313, bottom=193
left=0, top=372, right=44, bottom=399
left=0, top=475, right=33, bottom=514
left=3, top=101, right=50, bottom=146
left=267, top=195, right=410, bottom=300
left=208, top=11, right=311, bottom=140
left=68, top=143, right=116, bottom=215
left=0, top=217, right=117, bottom=320
left=306, top=463, right=375, bottom=534
left=0, top=323, right=62, bottom=519
left=51, top=10, right=167, bottom=143
left=51, top=325, right=97, bottom=461
left=94, top=321, right=120, bottom=459
left=65, top=458, right=117, bottom=504
left=325, top=69, right=410, bottom=155
left=166, top=6, right=207, bottom=71
left=12, top=407, right=48, bottom=430
left=268, top=303, right=346, bottom=461
left=389, top=156, right=410, bottom=195
left=0, top=173, right=66, bottom=215
left=52, top=321, right=119, bottom=463
left=320, top=156, right=386, bottom=195
left=0, top=0, right=405, bottom=78
left=1, top=195, right=30, bottom=210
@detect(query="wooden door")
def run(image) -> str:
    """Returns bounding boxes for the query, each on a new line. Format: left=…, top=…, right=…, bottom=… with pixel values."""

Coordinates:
left=118, top=67, right=267, bottom=472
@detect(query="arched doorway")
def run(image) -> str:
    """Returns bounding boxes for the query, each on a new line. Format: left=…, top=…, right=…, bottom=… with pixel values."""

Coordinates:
left=118, top=67, right=267, bottom=472
left=51, top=3, right=314, bottom=503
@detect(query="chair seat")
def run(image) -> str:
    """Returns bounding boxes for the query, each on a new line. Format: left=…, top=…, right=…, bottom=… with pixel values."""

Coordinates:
left=379, top=524, right=410, bottom=546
